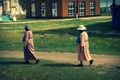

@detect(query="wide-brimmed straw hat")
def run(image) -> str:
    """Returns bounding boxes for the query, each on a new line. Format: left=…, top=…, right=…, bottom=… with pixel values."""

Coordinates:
left=77, top=25, right=86, bottom=30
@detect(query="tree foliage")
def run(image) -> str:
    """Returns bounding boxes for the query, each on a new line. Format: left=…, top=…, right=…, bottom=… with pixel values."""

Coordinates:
left=18, top=0, right=26, bottom=11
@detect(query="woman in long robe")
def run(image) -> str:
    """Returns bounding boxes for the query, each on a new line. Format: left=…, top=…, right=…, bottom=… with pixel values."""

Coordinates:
left=77, top=25, right=93, bottom=67
left=23, top=25, right=39, bottom=64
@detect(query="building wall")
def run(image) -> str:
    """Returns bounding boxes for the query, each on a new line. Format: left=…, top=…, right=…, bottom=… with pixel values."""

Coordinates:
left=85, top=0, right=90, bottom=16
left=62, top=0, right=76, bottom=18
left=26, top=0, right=100, bottom=18
left=26, top=0, right=31, bottom=18
left=61, top=0, right=68, bottom=17
left=95, top=0, right=100, bottom=15
left=39, top=0, right=62, bottom=18
left=0, top=1, right=3, bottom=15
left=11, top=0, right=25, bottom=15
left=61, top=0, right=100, bottom=18
left=0, top=0, right=24, bottom=16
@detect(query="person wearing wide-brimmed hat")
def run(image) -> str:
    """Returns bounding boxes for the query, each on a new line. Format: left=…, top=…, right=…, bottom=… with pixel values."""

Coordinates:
left=76, top=25, right=93, bottom=67
left=23, top=25, right=39, bottom=64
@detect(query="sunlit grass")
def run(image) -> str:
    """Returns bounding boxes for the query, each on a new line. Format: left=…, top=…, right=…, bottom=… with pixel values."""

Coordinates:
left=0, top=18, right=120, bottom=55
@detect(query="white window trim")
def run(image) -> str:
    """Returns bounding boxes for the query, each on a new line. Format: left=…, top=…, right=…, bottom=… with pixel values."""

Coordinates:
left=51, top=2, right=57, bottom=17
left=41, top=2, right=46, bottom=17
left=31, top=3, right=35, bottom=17
left=79, top=2, right=85, bottom=16
left=89, top=1, right=95, bottom=15
left=68, top=2, right=75, bottom=17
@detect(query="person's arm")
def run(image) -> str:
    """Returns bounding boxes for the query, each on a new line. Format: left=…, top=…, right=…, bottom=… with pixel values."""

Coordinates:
left=80, top=33, right=84, bottom=52
left=24, top=31, right=29, bottom=47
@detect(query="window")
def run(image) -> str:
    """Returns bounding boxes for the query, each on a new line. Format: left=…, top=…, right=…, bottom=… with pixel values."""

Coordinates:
left=68, top=2, right=75, bottom=17
left=79, top=2, right=85, bottom=16
left=51, top=2, right=57, bottom=17
left=31, top=3, right=35, bottom=17
left=89, top=1, right=95, bottom=15
left=41, top=2, right=46, bottom=17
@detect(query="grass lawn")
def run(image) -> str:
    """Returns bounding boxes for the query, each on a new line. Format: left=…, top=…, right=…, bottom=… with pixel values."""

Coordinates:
left=0, top=17, right=120, bottom=55
left=0, top=17, right=120, bottom=80
left=0, top=58, right=120, bottom=80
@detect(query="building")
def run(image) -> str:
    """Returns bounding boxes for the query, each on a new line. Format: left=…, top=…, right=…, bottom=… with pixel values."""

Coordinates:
left=0, top=0, right=24, bottom=16
left=26, top=0, right=100, bottom=19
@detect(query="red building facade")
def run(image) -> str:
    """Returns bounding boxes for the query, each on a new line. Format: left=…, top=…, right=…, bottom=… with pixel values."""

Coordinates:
left=26, top=0, right=100, bottom=18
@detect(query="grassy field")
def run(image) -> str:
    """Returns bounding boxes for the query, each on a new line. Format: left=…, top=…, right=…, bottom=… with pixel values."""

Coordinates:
left=0, top=17, right=120, bottom=80
left=0, top=58, right=120, bottom=80
left=0, top=18, right=120, bottom=55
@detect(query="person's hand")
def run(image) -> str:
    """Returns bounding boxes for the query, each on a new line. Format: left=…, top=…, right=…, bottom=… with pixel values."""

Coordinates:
left=80, top=46, right=84, bottom=52
left=24, top=42, right=27, bottom=48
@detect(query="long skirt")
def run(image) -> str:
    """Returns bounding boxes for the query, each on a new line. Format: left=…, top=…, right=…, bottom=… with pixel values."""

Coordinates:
left=24, top=40, right=37, bottom=60
left=78, top=42, right=92, bottom=61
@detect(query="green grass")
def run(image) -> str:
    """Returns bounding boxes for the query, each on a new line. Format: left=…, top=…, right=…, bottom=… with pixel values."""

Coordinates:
left=0, top=18, right=120, bottom=80
left=101, top=13, right=112, bottom=16
left=0, top=58, right=120, bottom=80
left=0, top=18, right=120, bottom=55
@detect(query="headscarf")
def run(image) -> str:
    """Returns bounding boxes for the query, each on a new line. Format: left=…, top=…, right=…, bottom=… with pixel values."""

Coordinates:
left=25, top=25, right=30, bottom=31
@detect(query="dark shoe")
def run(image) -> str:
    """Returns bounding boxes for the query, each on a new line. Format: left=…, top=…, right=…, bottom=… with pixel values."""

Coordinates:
left=35, top=59, right=39, bottom=64
left=78, top=64, right=84, bottom=67
left=24, top=61, right=29, bottom=64
left=90, top=60, right=94, bottom=65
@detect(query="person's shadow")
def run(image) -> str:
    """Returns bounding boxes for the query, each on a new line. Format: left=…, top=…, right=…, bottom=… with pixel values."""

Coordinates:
left=42, top=63, right=79, bottom=67
left=0, top=61, right=24, bottom=65
left=0, top=61, right=36, bottom=65
left=115, top=66, right=120, bottom=69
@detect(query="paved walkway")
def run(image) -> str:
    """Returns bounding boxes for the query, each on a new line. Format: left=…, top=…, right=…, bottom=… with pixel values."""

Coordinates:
left=0, top=51, right=120, bottom=66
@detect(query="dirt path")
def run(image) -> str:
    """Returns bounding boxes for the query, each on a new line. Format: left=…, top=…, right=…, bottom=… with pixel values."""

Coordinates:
left=0, top=51, right=120, bottom=66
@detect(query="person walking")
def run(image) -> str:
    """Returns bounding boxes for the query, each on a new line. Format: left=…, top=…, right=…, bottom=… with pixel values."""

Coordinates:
left=23, top=25, right=39, bottom=64
left=76, top=25, right=93, bottom=67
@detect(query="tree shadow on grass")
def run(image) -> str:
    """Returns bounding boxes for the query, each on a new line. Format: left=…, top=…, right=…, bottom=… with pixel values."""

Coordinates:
left=42, top=63, right=79, bottom=67
left=33, top=21, right=120, bottom=38
left=33, top=27, right=78, bottom=36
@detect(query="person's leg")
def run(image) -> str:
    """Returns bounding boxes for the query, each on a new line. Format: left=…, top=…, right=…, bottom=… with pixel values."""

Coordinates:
left=78, top=61, right=84, bottom=67
left=89, top=59, right=94, bottom=65
left=24, top=60, right=29, bottom=64
left=35, top=59, right=39, bottom=64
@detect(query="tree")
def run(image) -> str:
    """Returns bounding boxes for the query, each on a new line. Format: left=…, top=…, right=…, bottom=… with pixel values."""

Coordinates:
left=18, top=0, right=26, bottom=11
left=105, top=0, right=108, bottom=13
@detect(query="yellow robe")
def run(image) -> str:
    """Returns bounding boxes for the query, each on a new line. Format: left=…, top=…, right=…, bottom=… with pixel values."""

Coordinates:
left=78, top=31, right=92, bottom=61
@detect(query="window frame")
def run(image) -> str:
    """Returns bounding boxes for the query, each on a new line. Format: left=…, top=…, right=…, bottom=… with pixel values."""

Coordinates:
left=79, top=2, right=85, bottom=16
left=41, top=2, right=46, bottom=17
left=31, top=3, right=35, bottom=17
left=51, top=2, right=57, bottom=17
left=68, top=2, right=75, bottom=17
left=89, top=1, right=95, bottom=15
